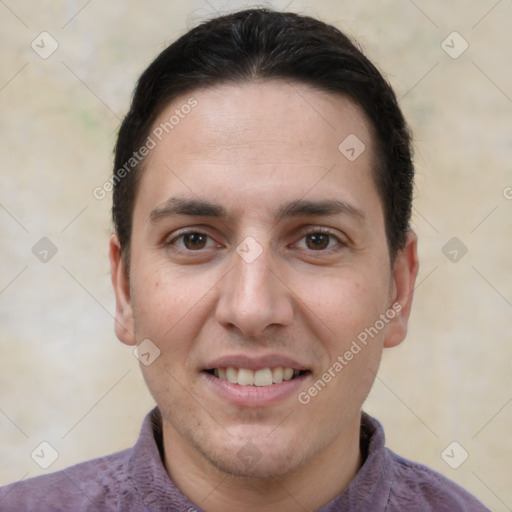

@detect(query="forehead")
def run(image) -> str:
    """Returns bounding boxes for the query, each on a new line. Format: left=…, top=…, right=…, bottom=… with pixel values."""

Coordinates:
left=135, top=80, right=381, bottom=224
left=155, top=81, right=372, bottom=160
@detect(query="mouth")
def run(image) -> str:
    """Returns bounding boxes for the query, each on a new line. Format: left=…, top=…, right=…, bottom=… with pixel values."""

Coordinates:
left=204, top=367, right=311, bottom=387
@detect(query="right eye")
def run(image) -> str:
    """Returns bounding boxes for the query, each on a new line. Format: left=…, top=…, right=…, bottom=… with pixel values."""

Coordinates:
left=167, top=231, right=220, bottom=251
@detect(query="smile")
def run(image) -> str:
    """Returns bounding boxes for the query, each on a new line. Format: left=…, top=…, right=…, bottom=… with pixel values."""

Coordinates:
left=206, top=367, right=309, bottom=387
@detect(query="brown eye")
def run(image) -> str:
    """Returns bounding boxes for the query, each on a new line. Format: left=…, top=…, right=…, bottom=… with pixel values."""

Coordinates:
left=182, top=233, right=208, bottom=250
left=305, top=233, right=331, bottom=250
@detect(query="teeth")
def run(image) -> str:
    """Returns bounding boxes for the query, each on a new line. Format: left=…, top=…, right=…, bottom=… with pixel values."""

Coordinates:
left=283, top=368, right=294, bottom=381
left=254, top=368, right=273, bottom=387
left=215, top=367, right=301, bottom=387
left=226, top=367, right=238, bottom=384
left=237, top=368, right=254, bottom=386
left=272, top=367, right=283, bottom=384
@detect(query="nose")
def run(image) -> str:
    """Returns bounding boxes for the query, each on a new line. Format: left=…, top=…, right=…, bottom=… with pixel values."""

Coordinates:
left=215, top=243, right=294, bottom=338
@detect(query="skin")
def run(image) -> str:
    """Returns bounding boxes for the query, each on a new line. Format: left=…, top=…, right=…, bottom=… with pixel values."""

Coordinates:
left=110, top=81, right=419, bottom=512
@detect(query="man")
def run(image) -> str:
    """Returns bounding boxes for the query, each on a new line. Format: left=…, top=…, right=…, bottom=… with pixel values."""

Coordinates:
left=0, top=8, right=488, bottom=511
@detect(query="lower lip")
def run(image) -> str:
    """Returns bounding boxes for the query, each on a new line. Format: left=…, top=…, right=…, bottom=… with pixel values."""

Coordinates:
left=202, top=372, right=309, bottom=407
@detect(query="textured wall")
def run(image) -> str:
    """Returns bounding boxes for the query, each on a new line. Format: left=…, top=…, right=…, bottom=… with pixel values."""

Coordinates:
left=1, top=1, right=511, bottom=510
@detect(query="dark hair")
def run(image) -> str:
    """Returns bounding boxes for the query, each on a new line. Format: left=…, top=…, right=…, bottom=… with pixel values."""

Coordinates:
left=113, top=8, right=413, bottom=264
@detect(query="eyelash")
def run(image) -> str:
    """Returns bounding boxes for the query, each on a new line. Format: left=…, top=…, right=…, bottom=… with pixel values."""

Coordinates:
left=292, top=227, right=344, bottom=252
left=167, top=230, right=220, bottom=252
left=165, top=227, right=346, bottom=254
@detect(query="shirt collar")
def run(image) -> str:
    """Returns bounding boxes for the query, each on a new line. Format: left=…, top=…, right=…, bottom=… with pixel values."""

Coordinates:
left=128, top=408, right=392, bottom=512
left=318, top=411, right=393, bottom=511
left=127, top=408, right=199, bottom=511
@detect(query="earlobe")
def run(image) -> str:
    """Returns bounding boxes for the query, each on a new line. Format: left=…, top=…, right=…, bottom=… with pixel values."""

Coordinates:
left=383, top=230, right=419, bottom=348
left=109, top=234, right=136, bottom=346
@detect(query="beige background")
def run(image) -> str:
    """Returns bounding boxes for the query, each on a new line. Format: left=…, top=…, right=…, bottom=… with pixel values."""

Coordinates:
left=1, top=0, right=511, bottom=510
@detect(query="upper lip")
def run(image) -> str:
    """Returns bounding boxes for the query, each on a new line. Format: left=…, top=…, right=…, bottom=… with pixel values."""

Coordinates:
left=204, top=354, right=309, bottom=371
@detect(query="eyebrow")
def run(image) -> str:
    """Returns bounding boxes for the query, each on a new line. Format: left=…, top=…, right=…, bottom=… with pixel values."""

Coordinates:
left=149, top=197, right=365, bottom=223
left=150, top=198, right=226, bottom=222
left=276, top=198, right=365, bottom=220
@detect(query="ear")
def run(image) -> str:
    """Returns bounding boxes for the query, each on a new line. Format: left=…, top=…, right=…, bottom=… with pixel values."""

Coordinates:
left=109, top=234, right=136, bottom=346
left=383, top=230, right=419, bottom=348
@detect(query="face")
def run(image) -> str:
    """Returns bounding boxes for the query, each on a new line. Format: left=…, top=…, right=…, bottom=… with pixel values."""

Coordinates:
left=111, top=81, right=418, bottom=480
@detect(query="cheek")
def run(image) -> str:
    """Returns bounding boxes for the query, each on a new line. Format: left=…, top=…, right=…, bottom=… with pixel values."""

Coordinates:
left=296, top=276, right=387, bottom=419
left=295, top=270, right=389, bottom=351
left=130, top=264, right=216, bottom=352
left=130, top=270, right=209, bottom=402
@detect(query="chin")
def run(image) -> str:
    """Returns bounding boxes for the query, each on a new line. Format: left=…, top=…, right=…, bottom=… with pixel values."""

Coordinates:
left=206, top=445, right=306, bottom=480
left=195, top=426, right=308, bottom=480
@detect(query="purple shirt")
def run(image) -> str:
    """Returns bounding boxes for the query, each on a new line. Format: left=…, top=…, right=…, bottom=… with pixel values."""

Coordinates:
left=0, top=408, right=489, bottom=511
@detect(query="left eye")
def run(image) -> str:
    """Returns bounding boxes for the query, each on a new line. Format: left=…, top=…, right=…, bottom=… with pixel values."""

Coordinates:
left=295, top=232, right=340, bottom=251
left=174, top=232, right=217, bottom=250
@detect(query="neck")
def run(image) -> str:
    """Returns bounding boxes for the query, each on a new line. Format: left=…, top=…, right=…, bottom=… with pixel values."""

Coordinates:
left=162, top=414, right=363, bottom=512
